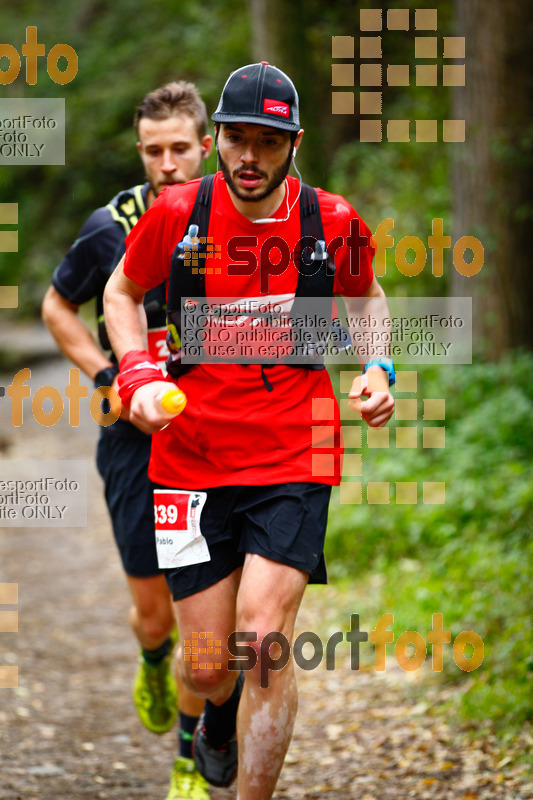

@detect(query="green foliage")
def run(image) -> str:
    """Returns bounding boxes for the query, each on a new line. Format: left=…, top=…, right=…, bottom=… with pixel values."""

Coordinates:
left=326, top=352, right=533, bottom=733
left=0, top=0, right=251, bottom=311
left=0, top=0, right=459, bottom=312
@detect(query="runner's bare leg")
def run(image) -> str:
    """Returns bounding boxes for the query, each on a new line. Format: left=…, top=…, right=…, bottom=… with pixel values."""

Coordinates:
left=127, top=573, right=204, bottom=714
left=127, top=574, right=175, bottom=649
left=174, top=569, right=243, bottom=705
left=235, top=554, right=308, bottom=800
left=174, top=557, right=308, bottom=799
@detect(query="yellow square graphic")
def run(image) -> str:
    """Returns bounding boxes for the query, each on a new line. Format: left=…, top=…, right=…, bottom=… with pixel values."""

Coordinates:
left=0, top=666, right=18, bottom=689
left=415, top=37, right=437, bottom=58
left=332, top=92, right=354, bottom=115
left=342, top=425, right=362, bottom=449
left=339, top=399, right=362, bottom=421
left=387, top=65, right=410, bottom=86
left=415, top=8, right=437, bottom=30
left=332, top=36, right=354, bottom=58
left=0, top=583, right=18, bottom=604
left=360, top=92, right=382, bottom=115
left=423, top=399, right=445, bottom=420
left=312, top=397, right=334, bottom=420
left=332, top=64, right=354, bottom=87
left=367, top=482, right=390, bottom=504
left=396, top=427, right=418, bottom=448
left=360, top=120, right=382, bottom=142
left=396, top=482, right=418, bottom=504
left=395, top=371, right=417, bottom=393
left=360, top=36, right=382, bottom=58
left=311, top=425, right=335, bottom=448
left=339, top=482, right=362, bottom=505
left=0, top=232, right=18, bottom=252
left=416, top=119, right=438, bottom=142
left=0, top=286, right=18, bottom=308
left=415, top=65, right=438, bottom=86
left=367, top=427, right=389, bottom=448
left=343, top=454, right=362, bottom=477
left=387, top=120, right=410, bottom=142
left=443, top=37, right=465, bottom=58
left=340, top=370, right=361, bottom=393
left=360, top=64, right=382, bottom=86
left=387, top=9, right=409, bottom=30
left=395, top=399, right=417, bottom=420
left=423, top=482, right=446, bottom=504
left=366, top=370, right=389, bottom=393
left=0, top=203, right=18, bottom=224
left=423, top=427, right=445, bottom=448
left=443, top=65, right=465, bottom=86
left=443, top=119, right=466, bottom=142
left=360, top=9, right=382, bottom=31
left=0, top=610, right=18, bottom=633
left=312, top=453, right=335, bottom=477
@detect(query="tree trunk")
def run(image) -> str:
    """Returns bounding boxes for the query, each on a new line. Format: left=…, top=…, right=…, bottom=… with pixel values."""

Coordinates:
left=451, top=0, right=533, bottom=357
left=247, top=0, right=356, bottom=188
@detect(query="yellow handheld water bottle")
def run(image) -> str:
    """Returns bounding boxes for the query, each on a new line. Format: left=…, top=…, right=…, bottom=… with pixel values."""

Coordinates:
left=157, top=387, right=187, bottom=417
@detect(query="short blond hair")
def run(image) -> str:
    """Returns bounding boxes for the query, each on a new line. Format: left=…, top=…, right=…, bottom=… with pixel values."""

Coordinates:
left=134, top=81, right=207, bottom=140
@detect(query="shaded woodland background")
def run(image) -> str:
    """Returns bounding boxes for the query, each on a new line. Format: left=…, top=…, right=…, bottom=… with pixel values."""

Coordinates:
left=1, top=0, right=532, bottom=749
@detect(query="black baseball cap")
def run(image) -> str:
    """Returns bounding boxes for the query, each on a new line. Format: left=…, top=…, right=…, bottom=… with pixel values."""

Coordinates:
left=212, top=61, right=300, bottom=132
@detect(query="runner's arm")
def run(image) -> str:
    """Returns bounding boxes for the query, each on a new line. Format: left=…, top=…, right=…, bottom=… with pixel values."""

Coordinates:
left=42, top=285, right=129, bottom=420
left=103, top=254, right=149, bottom=357
left=42, top=285, right=115, bottom=380
left=345, top=276, right=395, bottom=428
left=104, top=256, right=171, bottom=434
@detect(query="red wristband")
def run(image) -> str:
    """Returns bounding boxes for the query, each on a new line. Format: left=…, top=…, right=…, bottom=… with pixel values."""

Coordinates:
left=117, top=350, right=165, bottom=408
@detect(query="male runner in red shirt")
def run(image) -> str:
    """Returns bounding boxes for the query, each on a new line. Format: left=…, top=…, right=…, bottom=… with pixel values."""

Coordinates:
left=104, top=62, right=394, bottom=800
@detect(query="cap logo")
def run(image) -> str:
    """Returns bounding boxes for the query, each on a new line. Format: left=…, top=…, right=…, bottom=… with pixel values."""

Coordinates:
left=263, top=98, right=289, bottom=117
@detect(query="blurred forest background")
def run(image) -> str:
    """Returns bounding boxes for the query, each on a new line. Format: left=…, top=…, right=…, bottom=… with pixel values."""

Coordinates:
left=1, top=0, right=532, bottom=747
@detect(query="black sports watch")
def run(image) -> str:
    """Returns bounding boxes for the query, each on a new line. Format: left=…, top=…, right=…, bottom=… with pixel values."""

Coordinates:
left=93, top=364, right=119, bottom=389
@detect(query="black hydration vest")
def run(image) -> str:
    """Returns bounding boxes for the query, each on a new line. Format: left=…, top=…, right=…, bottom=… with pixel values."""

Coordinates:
left=165, top=175, right=344, bottom=380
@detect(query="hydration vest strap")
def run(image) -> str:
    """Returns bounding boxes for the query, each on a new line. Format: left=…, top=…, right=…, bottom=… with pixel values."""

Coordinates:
left=167, top=174, right=215, bottom=316
left=106, top=184, right=146, bottom=235
left=289, top=184, right=336, bottom=369
left=295, top=183, right=335, bottom=297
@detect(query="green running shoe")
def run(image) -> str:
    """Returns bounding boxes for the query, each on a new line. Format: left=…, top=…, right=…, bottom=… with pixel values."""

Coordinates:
left=165, top=757, right=210, bottom=800
left=132, top=652, right=178, bottom=734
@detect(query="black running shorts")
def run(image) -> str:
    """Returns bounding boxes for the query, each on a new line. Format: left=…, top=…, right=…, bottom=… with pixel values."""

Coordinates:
left=96, top=430, right=161, bottom=578
left=153, top=482, right=332, bottom=601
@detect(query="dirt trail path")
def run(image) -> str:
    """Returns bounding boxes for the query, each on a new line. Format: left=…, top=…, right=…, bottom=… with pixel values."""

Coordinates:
left=1, top=355, right=531, bottom=800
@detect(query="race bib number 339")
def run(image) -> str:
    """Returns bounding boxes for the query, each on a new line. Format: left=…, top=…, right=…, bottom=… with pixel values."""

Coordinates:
left=153, top=489, right=210, bottom=568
